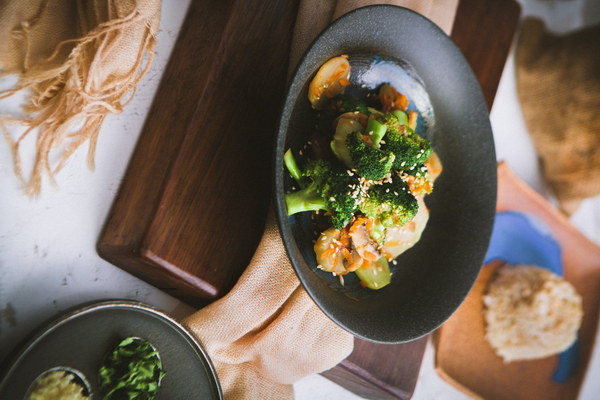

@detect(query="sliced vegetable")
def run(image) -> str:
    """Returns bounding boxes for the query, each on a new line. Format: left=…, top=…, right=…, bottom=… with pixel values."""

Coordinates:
left=366, top=118, right=387, bottom=148
left=284, top=148, right=303, bottom=183
left=330, top=112, right=365, bottom=167
left=308, top=55, right=351, bottom=109
left=390, top=110, right=408, bottom=126
left=355, top=257, right=392, bottom=290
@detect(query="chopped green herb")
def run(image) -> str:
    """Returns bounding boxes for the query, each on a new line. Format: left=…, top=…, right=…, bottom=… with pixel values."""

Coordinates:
left=98, top=337, right=165, bottom=400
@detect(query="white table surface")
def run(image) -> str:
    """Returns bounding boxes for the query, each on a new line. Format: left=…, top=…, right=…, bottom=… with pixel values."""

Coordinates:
left=1, top=1, right=599, bottom=398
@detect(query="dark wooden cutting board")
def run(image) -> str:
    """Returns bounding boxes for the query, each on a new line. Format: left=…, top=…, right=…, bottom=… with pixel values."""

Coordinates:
left=98, top=0, right=520, bottom=398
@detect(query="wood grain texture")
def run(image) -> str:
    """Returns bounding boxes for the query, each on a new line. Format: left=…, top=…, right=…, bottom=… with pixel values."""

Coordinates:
left=98, top=0, right=520, bottom=398
left=98, top=0, right=299, bottom=306
left=322, top=336, right=428, bottom=399
left=434, top=163, right=600, bottom=400
left=451, top=0, right=521, bottom=110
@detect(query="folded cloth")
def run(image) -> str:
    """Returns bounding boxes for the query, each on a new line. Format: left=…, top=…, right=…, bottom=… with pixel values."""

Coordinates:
left=183, top=209, right=354, bottom=399
left=516, top=19, right=600, bottom=215
left=0, top=0, right=161, bottom=196
left=183, top=1, right=458, bottom=399
left=289, top=0, right=457, bottom=72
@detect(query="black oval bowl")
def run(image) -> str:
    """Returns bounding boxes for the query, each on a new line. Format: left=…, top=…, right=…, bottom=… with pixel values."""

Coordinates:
left=274, top=5, right=497, bottom=343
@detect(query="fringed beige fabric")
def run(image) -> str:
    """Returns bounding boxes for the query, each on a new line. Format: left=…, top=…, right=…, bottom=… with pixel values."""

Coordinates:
left=0, top=0, right=161, bottom=196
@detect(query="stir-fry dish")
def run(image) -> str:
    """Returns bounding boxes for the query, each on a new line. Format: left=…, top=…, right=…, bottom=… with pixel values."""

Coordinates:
left=284, top=55, right=442, bottom=290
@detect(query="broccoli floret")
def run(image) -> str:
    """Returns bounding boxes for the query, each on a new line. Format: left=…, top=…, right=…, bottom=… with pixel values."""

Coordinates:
left=359, top=174, right=418, bottom=227
left=331, top=95, right=369, bottom=114
left=346, top=132, right=395, bottom=180
left=321, top=166, right=363, bottom=228
left=284, top=154, right=362, bottom=229
left=377, top=111, right=406, bottom=135
left=285, top=159, right=330, bottom=215
left=382, top=130, right=432, bottom=173
left=373, top=112, right=432, bottom=172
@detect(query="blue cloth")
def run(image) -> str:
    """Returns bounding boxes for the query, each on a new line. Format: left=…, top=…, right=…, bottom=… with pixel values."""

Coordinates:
left=484, top=211, right=578, bottom=382
left=484, top=211, right=562, bottom=275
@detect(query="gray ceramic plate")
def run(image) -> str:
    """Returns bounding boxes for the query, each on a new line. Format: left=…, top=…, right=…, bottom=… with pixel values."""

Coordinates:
left=0, top=300, right=222, bottom=400
left=274, top=5, right=497, bottom=343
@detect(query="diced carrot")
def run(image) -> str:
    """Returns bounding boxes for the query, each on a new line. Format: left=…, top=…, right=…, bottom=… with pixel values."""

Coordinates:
left=339, top=227, right=350, bottom=247
left=408, top=110, right=418, bottom=129
left=360, top=134, right=373, bottom=146
left=349, top=216, right=369, bottom=234
left=394, top=94, right=409, bottom=111
left=363, top=251, right=378, bottom=262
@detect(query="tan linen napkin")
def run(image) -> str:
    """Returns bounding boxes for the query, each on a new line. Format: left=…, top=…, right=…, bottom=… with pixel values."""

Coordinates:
left=183, top=209, right=353, bottom=399
left=516, top=19, right=600, bottom=215
left=290, top=0, right=458, bottom=72
left=183, top=1, right=458, bottom=399
left=0, top=0, right=160, bottom=196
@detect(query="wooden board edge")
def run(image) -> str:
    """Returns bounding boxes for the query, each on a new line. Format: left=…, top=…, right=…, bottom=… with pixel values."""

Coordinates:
left=321, top=360, right=411, bottom=400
